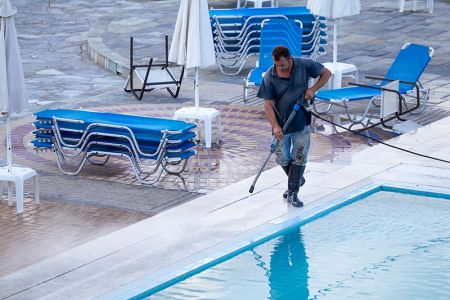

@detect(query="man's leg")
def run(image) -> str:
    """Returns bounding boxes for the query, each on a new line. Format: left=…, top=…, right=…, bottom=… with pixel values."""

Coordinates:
left=287, top=127, right=311, bottom=207
left=282, top=164, right=305, bottom=199
left=275, top=134, right=292, bottom=199
left=281, top=165, right=290, bottom=176
left=287, top=165, right=305, bottom=207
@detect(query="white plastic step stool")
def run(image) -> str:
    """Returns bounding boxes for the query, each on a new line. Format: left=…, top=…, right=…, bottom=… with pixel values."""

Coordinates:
left=0, top=166, right=39, bottom=214
left=173, top=107, right=222, bottom=148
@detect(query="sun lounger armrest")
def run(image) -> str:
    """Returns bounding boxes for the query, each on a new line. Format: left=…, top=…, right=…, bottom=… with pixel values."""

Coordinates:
left=348, top=82, right=402, bottom=99
left=365, top=75, right=416, bottom=86
left=364, top=75, right=421, bottom=100
left=364, top=75, right=385, bottom=81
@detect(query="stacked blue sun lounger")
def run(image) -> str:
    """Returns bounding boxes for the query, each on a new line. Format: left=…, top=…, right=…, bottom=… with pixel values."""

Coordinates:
left=209, top=6, right=327, bottom=75
left=32, top=109, right=197, bottom=185
left=243, top=19, right=303, bottom=101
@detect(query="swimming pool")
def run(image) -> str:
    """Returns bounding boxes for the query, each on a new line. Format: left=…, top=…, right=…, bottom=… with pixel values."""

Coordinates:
left=103, top=186, right=450, bottom=300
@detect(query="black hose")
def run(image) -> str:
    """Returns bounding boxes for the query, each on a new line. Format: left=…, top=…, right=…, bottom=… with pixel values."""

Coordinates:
left=249, top=101, right=449, bottom=195
left=308, top=108, right=450, bottom=164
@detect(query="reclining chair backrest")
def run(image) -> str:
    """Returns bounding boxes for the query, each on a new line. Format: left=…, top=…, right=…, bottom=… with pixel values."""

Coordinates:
left=384, top=43, right=433, bottom=92
left=262, top=19, right=302, bottom=46
left=259, top=19, right=303, bottom=71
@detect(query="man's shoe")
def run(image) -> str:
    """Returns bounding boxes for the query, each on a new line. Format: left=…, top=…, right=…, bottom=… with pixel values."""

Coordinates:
left=283, top=177, right=306, bottom=199
left=288, top=192, right=304, bottom=207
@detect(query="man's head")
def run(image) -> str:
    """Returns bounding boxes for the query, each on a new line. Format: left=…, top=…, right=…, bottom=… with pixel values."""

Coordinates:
left=272, top=46, right=292, bottom=73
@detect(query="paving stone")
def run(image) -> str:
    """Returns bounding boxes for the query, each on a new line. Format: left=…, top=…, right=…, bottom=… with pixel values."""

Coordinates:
left=0, top=0, right=448, bottom=279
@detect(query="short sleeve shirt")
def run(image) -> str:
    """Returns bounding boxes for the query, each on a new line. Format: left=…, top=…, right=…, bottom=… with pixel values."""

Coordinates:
left=257, top=57, right=324, bottom=134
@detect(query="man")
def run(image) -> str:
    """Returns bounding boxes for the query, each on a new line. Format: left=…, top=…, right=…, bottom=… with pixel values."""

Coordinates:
left=257, top=46, right=331, bottom=207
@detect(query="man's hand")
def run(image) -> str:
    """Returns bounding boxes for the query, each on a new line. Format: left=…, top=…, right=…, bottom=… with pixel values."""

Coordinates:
left=308, top=68, right=332, bottom=97
left=273, top=125, right=283, bottom=140
left=264, top=100, right=284, bottom=141
left=305, top=88, right=316, bottom=100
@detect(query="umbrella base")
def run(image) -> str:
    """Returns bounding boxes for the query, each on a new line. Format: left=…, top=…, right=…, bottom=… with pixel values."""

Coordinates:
left=0, top=166, right=39, bottom=214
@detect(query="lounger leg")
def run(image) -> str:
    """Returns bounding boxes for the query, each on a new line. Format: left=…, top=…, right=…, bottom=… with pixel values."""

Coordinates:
left=34, top=175, right=40, bottom=205
left=216, top=115, right=223, bottom=144
left=15, top=178, right=24, bottom=214
left=205, top=117, right=212, bottom=148
left=8, top=181, right=13, bottom=207
left=399, top=0, right=405, bottom=12
left=0, top=181, right=3, bottom=202
left=332, top=114, right=340, bottom=134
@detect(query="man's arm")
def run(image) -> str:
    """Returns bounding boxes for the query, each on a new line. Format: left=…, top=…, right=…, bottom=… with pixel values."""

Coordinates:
left=305, top=67, right=332, bottom=100
left=264, top=100, right=283, bottom=140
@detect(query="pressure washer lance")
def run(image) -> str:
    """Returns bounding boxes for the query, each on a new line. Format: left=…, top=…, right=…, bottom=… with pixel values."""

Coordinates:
left=249, top=97, right=312, bottom=193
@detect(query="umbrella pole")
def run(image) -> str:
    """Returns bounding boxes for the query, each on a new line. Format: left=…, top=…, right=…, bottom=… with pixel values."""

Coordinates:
left=194, top=67, right=199, bottom=108
left=333, top=22, right=337, bottom=67
left=5, top=112, right=12, bottom=172
left=332, top=21, right=339, bottom=89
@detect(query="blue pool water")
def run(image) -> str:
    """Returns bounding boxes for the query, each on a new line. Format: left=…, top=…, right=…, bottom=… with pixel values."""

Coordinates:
left=146, top=191, right=450, bottom=299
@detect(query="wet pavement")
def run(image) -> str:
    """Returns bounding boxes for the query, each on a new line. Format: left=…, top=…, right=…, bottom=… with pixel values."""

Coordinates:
left=0, top=0, right=449, bottom=279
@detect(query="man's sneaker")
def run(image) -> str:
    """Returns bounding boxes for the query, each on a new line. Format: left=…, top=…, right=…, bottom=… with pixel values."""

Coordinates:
left=288, top=192, right=304, bottom=207
left=283, top=177, right=306, bottom=199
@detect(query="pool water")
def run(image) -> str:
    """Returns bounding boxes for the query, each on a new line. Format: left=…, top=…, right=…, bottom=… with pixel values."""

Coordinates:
left=147, top=191, right=450, bottom=299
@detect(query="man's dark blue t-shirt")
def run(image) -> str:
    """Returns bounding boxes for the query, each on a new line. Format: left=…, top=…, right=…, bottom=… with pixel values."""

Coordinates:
left=257, top=57, right=324, bottom=134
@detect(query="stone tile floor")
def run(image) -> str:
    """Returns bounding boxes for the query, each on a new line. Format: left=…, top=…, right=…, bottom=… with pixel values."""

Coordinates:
left=0, top=0, right=448, bottom=279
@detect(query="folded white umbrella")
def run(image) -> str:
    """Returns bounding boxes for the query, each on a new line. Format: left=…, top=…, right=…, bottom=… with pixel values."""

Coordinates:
left=0, top=0, right=28, bottom=171
left=307, top=0, right=360, bottom=66
left=169, top=0, right=215, bottom=108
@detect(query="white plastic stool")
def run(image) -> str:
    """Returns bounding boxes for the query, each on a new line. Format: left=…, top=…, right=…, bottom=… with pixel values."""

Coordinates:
left=0, top=166, right=39, bottom=214
left=399, top=0, right=433, bottom=13
left=237, top=0, right=277, bottom=8
left=323, top=62, right=359, bottom=89
left=173, top=107, right=222, bottom=148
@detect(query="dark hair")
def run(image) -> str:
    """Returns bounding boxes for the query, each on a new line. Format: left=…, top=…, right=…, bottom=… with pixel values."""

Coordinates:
left=272, top=46, right=291, bottom=61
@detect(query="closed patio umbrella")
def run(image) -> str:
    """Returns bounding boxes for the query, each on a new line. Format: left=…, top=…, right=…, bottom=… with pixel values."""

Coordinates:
left=169, top=0, right=222, bottom=149
left=169, top=0, right=215, bottom=108
left=0, top=0, right=28, bottom=171
left=0, top=0, right=37, bottom=215
left=307, top=0, right=360, bottom=67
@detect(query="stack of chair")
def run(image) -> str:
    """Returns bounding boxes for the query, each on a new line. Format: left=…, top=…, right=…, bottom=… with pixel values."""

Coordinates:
left=243, top=19, right=302, bottom=101
left=209, top=6, right=327, bottom=75
left=32, top=109, right=197, bottom=185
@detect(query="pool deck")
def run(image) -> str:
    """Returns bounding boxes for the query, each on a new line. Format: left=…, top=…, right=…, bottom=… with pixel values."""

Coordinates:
left=1, top=117, right=448, bottom=299
left=0, top=0, right=450, bottom=298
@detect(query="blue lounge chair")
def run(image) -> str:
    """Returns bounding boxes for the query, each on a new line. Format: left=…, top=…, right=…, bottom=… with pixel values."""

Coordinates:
left=32, top=109, right=197, bottom=186
left=313, top=43, right=434, bottom=129
left=243, top=19, right=303, bottom=101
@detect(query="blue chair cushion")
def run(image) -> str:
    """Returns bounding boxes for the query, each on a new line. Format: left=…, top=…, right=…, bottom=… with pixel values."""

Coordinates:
left=33, top=121, right=197, bottom=143
left=316, top=86, right=381, bottom=101
left=34, top=109, right=196, bottom=133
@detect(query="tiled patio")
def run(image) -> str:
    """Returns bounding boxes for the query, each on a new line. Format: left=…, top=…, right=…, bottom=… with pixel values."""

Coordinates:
left=0, top=0, right=449, bottom=288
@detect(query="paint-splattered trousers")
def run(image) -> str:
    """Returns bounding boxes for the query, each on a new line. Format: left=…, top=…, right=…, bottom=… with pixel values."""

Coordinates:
left=275, top=125, right=310, bottom=167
